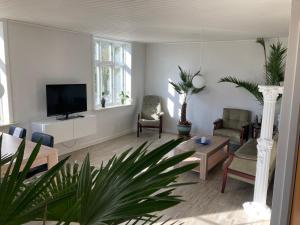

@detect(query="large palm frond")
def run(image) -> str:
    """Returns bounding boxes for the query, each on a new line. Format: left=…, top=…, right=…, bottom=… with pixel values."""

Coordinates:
left=265, top=41, right=287, bottom=85
left=0, top=136, right=69, bottom=225
left=219, top=76, right=263, bottom=104
left=49, top=139, right=197, bottom=225
left=219, top=38, right=287, bottom=105
left=170, top=66, right=205, bottom=96
left=1, top=135, right=196, bottom=225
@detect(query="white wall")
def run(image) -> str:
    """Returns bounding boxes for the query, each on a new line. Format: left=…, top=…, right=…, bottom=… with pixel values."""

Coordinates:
left=5, top=20, right=145, bottom=154
left=271, top=0, right=300, bottom=223
left=145, top=39, right=287, bottom=135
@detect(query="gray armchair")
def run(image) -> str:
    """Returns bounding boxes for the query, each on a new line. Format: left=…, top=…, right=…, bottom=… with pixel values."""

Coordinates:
left=137, top=95, right=164, bottom=138
left=213, top=108, right=251, bottom=145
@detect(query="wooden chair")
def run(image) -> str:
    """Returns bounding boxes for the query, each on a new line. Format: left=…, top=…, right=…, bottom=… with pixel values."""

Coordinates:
left=137, top=95, right=164, bottom=138
left=26, top=132, right=54, bottom=178
left=8, top=125, right=27, bottom=139
left=213, top=108, right=251, bottom=145
left=221, top=138, right=277, bottom=193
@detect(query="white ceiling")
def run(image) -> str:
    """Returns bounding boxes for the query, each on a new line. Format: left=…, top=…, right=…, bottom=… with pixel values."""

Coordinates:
left=0, top=0, right=291, bottom=43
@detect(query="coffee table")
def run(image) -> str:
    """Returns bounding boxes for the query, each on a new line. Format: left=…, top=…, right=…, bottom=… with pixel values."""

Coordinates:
left=174, top=136, right=229, bottom=180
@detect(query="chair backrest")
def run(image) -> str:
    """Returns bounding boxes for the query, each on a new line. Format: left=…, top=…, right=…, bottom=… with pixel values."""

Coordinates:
left=222, top=108, right=251, bottom=130
left=141, top=95, right=162, bottom=120
left=31, top=132, right=54, bottom=148
left=8, top=125, right=27, bottom=139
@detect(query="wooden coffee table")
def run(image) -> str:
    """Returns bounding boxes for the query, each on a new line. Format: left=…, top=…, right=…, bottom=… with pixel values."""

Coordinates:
left=174, top=136, right=229, bottom=180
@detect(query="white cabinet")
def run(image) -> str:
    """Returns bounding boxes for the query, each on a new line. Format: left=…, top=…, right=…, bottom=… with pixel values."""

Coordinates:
left=32, top=114, right=96, bottom=144
left=73, top=116, right=96, bottom=139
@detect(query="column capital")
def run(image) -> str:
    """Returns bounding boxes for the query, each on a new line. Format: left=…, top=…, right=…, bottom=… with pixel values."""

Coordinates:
left=258, top=85, right=284, bottom=102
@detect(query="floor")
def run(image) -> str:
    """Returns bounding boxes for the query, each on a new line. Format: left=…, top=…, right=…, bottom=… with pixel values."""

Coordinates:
left=60, top=131, right=272, bottom=225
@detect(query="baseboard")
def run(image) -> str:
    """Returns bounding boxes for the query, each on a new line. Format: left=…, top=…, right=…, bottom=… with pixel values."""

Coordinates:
left=57, top=128, right=134, bottom=156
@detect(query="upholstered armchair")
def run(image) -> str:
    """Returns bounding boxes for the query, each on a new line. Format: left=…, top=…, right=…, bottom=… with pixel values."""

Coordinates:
left=213, top=108, right=251, bottom=145
left=221, top=137, right=277, bottom=193
left=137, top=95, right=164, bottom=138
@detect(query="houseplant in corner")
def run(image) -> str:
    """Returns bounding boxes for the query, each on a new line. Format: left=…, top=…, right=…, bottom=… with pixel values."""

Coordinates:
left=169, top=66, right=206, bottom=136
left=219, top=38, right=287, bottom=105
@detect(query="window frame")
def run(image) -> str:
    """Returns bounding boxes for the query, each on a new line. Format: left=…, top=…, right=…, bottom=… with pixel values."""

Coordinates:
left=93, top=38, right=131, bottom=109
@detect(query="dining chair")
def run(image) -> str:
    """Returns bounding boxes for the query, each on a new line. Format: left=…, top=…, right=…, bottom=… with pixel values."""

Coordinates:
left=26, top=132, right=54, bottom=178
left=8, top=125, right=27, bottom=139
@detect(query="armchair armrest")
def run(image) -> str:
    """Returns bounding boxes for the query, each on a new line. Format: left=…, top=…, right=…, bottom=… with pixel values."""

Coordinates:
left=158, top=112, right=164, bottom=116
left=213, top=119, right=223, bottom=130
left=240, top=122, right=250, bottom=144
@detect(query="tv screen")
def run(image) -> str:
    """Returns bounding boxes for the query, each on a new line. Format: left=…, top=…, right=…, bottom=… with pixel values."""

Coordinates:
left=46, top=84, right=87, bottom=117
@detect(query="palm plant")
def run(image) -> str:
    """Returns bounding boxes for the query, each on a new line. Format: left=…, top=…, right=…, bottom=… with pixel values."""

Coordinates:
left=0, top=134, right=197, bottom=225
left=219, top=38, right=287, bottom=105
left=169, top=66, right=206, bottom=125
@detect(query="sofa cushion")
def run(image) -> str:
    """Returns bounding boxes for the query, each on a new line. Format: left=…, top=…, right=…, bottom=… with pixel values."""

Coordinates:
left=139, top=119, right=160, bottom=126
left=223, top=108, right=251, bottom=130
left=141, top=95, right=161, bottom=120
left=214, top=128, right=240, bottom=144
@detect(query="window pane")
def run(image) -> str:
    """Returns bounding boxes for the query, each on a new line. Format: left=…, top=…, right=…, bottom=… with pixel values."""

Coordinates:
left=114, top=45, right=123, bottom=65
left=101, top=66, right=112, bottom=104
left=95, top=66, right=101, bottom=105
left=101, top=42, right=112, bottom=62
left=113, top=67, right=123, bottom=104
left=95, top=41, right=100, bottom=61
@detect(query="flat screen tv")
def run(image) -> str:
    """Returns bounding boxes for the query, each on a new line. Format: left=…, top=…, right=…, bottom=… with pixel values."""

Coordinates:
left=46, top=84, right=87, bottom=119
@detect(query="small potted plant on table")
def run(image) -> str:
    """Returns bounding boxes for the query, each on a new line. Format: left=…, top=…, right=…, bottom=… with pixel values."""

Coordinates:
left=169, top=66, right=206, bottom=136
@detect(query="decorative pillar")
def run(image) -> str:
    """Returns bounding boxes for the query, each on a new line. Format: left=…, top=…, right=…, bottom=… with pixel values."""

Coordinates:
left=243, top=85, right=284, bottom=219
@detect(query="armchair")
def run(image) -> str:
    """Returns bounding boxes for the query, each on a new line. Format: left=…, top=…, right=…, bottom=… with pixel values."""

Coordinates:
left=137, top=95, right=164, bottom=138
left=213, top=108, right=251, bottom=145
left=221, top=137, right=277, bottom=193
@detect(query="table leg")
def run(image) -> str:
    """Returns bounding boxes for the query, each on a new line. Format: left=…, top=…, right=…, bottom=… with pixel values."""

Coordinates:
left=47, top=149, right=59, bottom=169
left=224, top=142, right=229, bottom=155
left=200, top=155, right=207, bottom=180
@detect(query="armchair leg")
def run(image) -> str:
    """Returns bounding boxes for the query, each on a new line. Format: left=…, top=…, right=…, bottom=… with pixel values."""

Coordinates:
left=137, top=123, right=140, bottom=137
left=221, top=168, right=228, bottom=193
left=159, top=116, right=163, bottom=139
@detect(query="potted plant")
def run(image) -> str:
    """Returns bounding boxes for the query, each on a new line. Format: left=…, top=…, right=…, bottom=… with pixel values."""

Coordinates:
left=169, top=66, right=206, bottom=136
left=0, top=136, right=197, bottom=225
left=219, top=38, right=287, bottom=105
left=119, top=91, right=130, bottom=105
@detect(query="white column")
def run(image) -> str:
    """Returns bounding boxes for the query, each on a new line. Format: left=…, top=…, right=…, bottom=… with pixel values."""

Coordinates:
left=243, top=85, right=283, bottom=219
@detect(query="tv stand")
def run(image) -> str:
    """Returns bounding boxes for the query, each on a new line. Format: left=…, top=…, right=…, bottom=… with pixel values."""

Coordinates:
left=56, top=114, right=84, bottom=121
left=32, top=114, right=96, bottom=144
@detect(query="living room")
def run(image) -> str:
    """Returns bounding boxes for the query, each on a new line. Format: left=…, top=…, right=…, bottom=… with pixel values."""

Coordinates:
left=0, top=1, right=299, bottom=225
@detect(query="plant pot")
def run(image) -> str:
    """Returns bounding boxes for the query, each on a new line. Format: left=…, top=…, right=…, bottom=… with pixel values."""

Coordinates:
left=177, top=124, right=192, bottom=136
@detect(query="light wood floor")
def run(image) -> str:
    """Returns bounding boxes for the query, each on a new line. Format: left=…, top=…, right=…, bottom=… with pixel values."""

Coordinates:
left=60, top=131, right=272, bottom=225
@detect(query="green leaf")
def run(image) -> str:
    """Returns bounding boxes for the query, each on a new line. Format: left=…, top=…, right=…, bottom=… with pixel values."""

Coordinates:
left=219, top=76, right=263, bottom=104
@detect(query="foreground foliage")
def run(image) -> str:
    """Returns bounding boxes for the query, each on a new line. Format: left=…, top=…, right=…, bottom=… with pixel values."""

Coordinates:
left=0, top=135, right=197, bottom=225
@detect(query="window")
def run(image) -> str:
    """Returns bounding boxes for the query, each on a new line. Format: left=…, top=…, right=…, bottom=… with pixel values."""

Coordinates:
left=0, top=20, right=13, bottom=124
left=94, top=39, right=131, bottom=108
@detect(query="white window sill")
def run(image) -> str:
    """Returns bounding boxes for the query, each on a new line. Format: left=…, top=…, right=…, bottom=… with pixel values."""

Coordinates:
left=94, top=104, right=134, bottom=111
left=0, top=121, right=16, bottom=127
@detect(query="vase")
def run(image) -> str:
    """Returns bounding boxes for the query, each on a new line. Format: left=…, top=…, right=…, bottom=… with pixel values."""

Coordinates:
left=101, top=97, right=106, bottom=108
left=177, top=124, right=192, bottom=136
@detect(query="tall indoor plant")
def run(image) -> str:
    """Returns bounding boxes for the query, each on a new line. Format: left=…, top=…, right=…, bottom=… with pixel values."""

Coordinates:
left=169, top=66, right=206, bottom=136
left=0, top=135, right=197, bottom=225
left=219, top=38, right=287, bottom=105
